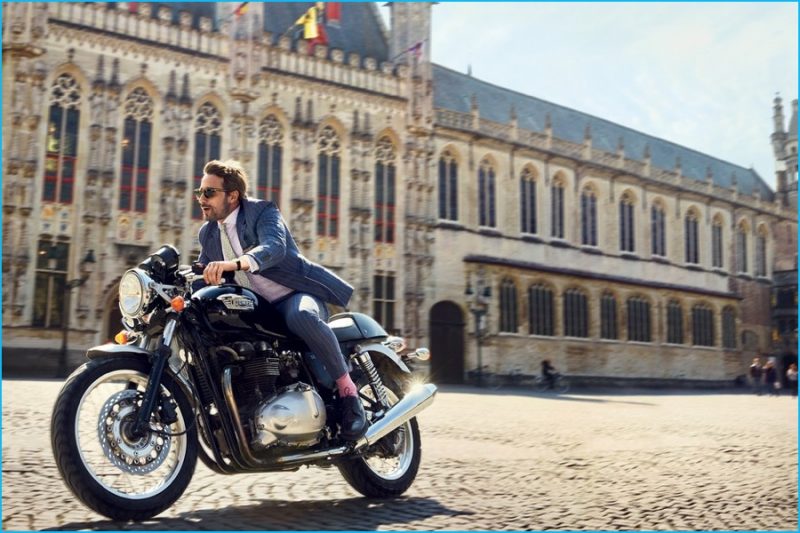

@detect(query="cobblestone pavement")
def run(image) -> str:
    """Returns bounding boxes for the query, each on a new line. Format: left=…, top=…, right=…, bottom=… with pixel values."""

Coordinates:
left=3, top=379, right=797, bottom=530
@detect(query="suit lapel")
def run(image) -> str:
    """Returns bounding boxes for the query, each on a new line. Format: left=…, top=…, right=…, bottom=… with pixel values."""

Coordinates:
left=208, top=222, right=223, bottom=261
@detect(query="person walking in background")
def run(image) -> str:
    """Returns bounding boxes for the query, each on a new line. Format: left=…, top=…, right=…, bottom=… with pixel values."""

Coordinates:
left=764, top=359, right=779, bottom=396
left=786, top=363, right=798, bottom=398
left=749, top=357, right=763, bottom=396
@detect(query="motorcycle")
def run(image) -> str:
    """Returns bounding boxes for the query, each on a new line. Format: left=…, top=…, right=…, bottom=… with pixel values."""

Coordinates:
left=50, top=244, right=436, bottom=521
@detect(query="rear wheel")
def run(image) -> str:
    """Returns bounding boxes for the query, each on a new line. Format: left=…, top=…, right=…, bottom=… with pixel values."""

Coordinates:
left=51, top=356, right=197, bottom=520
left=337, top=374, right=422, bottom=497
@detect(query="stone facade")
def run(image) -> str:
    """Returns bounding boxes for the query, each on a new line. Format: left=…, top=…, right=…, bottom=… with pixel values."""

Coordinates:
left=2, top=2, right=797, bottom=384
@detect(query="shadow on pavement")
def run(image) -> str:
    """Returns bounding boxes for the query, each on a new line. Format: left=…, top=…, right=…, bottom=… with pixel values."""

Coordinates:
left=44, top=496, right=472, bottom=531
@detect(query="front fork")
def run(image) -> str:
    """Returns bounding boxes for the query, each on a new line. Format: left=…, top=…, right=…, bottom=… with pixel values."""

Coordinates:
left=133, top=317, right=177, bottom=436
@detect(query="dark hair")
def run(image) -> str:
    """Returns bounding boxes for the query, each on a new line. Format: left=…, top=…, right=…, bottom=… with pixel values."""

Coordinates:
left=203, top=159, right=248, bottom=200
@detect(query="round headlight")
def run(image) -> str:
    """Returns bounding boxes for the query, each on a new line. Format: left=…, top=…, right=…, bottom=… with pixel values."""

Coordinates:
left=119, top=269, right=152, bottom=318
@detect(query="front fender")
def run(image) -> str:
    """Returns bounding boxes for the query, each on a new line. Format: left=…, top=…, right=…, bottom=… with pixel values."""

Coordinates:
left=360, top=342, right=411, bottom=374
left=86, top=343, right=153, bottom=360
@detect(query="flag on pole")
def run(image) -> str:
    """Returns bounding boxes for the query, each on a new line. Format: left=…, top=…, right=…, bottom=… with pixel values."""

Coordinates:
left=233, top=2, right=249, bottom=17
left=326, top=2, right=341, bottom=25
left=293, top=4, right=320, bottom=40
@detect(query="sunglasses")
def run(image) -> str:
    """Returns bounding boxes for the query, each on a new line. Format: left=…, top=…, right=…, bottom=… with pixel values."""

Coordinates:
left=193, top=187, right=230, bottom=199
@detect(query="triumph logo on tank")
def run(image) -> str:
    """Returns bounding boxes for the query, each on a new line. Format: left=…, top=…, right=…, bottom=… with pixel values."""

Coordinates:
left=217, top=294, right=255, bottom=311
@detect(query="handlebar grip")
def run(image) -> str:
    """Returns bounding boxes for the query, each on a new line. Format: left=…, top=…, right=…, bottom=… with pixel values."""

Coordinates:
left=192, top=262, right=205, bottom=275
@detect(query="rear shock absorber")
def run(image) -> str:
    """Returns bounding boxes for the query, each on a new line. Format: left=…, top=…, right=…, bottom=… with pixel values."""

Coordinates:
left=354, top=346, right=389, bottom=409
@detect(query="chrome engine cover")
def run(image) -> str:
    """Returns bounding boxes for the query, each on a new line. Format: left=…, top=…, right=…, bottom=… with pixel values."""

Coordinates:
left=252, top=383, right=326, bottom=450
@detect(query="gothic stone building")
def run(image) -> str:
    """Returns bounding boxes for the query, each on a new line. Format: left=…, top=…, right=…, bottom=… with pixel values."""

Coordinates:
left=3, top=2, right=797, bottom=384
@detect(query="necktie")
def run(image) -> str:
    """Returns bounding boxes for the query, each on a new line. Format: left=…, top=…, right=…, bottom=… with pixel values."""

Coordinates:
left=218, top=221, right=251, bottom=288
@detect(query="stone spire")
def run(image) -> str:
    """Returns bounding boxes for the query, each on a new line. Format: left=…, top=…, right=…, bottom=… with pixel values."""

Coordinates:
left=788, top=99, right=798, bottom=140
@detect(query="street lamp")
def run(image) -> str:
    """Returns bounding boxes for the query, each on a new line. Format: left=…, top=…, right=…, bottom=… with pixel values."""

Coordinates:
left=58, top=249, right=96, bottom=377
left=465, top=271, right=491, bottom=387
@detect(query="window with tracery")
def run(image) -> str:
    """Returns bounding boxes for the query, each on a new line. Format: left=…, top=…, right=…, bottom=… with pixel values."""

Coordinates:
left=712, top=217, right=724, bottom=268
left=627, top=295, right=651, bottom=342
left=317, top=126, right=341, bottom=238
left=756, top=227, right=767, bottom=277
left=258, top=114, right=283, bottom=207
left=692, top=304, right=714, bottom=346
left=192, top=102, right=222, bottom=219
left=551, top=179, right=565, bottom=239
left=651, top=203, right=667, bottom=256
left=119, top=88, right=154, bottom=213
left=520, top=168, right=537, bottom=234
left=438, top=150, right=458, bottom=221
left=32, top=239, right=69, bottom=328
left=600, top=292, right=618, bottom=339
left=528, top=284, right=554, bottom=336
left=478, top=159, right=496, bottom=227
left=375, top=137, right=396, bottom=243
left=685, top=210, right=700, bottom=264
left=666, top=300, right=684, bottom=344
left=563, top=288, right=589, bottom=338
left=499, top=278, right=518, bottom=333
left=736, top=223, right=748, bottom=273
left=619, top=192, right=635, bottom=252
left=581, top=187, right=597, bottom=246
left=43, top=74, right=82, bottom=204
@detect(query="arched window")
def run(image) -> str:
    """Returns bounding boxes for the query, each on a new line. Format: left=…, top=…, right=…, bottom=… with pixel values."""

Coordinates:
left=619, top=192, right=635, bottom=252
left=600, top=292, right=618, bottom=339
left=317, top=125, right=341, bottom=238
left=499, top=278, right=518, bottom=333
left=528, top=284, right=554, bottom=336
left=375, top=137, right=396, bottom=243
left=626, top=296, right=651, bottom=342
left=43, top=74, right=82, bottom=204
left=478, top=158, right=496, bottom=227
left=756, top=226, right=767, bottom=277
left=722, top=306, right=737, bottom=349
left=551, top=178, right=565, bottom=239
left=563, top=288, right=588, bottom=338
left=651, top=202, right=667, bottom=256
left=192, top=102, right=222, bottom=219
left=736, top=222, right=748, bottom=273
left=581, top=187, right=597, bottom=246
left=666, top=300, right=684, bottom=344
left=119, top=88, right=154, bottom=213
left=438, top=150, right=458, bottom=221
left=32, top=239, right=69, bottom=328
left=692, top=303, right=715, bottom=346
left=685, top=210, right=700, bottom=264
left=257, top=114, right=283, bottom=206
left=520, top=167, right=537, bottom=234
left=711, top=216, right=724, bottom=268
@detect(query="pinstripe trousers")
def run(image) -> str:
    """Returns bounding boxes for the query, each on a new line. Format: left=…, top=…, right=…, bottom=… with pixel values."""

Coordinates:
left=274, top=292, right=349, bottom=380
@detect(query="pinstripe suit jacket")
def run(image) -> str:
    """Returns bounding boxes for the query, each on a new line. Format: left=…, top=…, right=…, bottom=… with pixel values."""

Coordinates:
left=197, top=197, right=353, bottom=308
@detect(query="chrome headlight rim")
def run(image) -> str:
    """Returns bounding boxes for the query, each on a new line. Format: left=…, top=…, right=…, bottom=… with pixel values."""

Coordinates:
left=118, top=268, right=154, bottom=319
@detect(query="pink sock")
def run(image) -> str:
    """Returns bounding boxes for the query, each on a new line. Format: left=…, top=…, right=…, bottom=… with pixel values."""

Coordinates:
left=336, top=373, right=358, bottom=397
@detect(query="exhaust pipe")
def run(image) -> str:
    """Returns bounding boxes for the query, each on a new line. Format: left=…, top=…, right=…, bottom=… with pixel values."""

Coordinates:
left=355, top=383, right=437, bottom=449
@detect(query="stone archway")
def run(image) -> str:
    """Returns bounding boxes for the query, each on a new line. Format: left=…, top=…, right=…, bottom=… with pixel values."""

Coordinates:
left=429, top=301, right=465, bottom=384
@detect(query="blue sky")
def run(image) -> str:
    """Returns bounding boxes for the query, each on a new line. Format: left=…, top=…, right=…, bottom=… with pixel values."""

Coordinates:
left=381, top=2, right=798, bottom=189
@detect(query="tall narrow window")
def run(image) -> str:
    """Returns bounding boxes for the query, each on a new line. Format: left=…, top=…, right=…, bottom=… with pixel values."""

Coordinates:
left=627, top=296, right=651, bottom=342
left=651, top=203, right=666, bottom=256
left=257, top=114, right=283, bottom=207
left=192, top=102, right=222, bottom=219
left=712, top=217, right=724, bottom=268
left=32, top=240, right=69, bottom=328
left=756, top=227, right=767, bottom=277
left=375, top=137, right=397, bottom=243
left=563, top=288, right=589, bottom=338
left=722, top=306, right=737, bottom=349
left=736, top=223, right=748, bottom=273
left=373, top=273, right=395, bottom=331
left=43, top=74, right=82, bottom=204
left=528, top=284, right=554, bottom=336
left=581, top=188, right=597, bottom=246
left=619, top=192, right=635, bottom=252
left=499, top=278, right=518, bottom=333
left=685, top=210, right=699, bottom=264
left=119, top=88, right=154, bottom=213
left=438, top=150, right=458, bottom=221
left=478, top=159, right=496, bottom=227
left=666, top=300, right=684, bottom=344
left=692, top=304, right=714, bottom=346
left=520, top=168, right=537, bottom=234
left=600, top=292, right=618, bottom=339
left=551, top=179, right=565, bottom=239
left=317, top=126, right=341, bottom=238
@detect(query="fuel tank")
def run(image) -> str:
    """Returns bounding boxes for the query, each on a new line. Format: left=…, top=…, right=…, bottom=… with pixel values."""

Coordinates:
left=191, top=284, right=291, bottom=338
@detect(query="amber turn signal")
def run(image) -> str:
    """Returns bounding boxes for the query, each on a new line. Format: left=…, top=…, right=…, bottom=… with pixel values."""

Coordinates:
left=114, top=331, right=129, bottom=345
left=171, top=296, right=186, bottom=312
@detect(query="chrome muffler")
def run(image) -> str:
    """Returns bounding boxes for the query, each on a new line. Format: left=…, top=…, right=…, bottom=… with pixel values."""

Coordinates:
left=355, top=382, right=437, bottom=449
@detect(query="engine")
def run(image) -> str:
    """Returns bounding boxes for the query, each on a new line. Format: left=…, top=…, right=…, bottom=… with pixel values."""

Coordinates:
left=217, top=340, right=328, bottom=451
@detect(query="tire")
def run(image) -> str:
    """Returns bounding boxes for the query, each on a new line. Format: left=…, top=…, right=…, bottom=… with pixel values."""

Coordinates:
left=337, top=372, right=422, bottom=498
left=555, top=378, right=570, bottom=394
left=51, top=356, right=198, bottom=521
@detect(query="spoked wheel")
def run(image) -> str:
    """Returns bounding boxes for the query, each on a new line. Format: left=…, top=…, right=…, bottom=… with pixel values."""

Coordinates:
left=337, top=376, right=422, bottom=497
left=51, top=356, right=197, bottom=521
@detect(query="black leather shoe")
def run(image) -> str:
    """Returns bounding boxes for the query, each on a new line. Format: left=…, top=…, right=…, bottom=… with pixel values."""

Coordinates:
left=339, top=395, right=368, bottom=441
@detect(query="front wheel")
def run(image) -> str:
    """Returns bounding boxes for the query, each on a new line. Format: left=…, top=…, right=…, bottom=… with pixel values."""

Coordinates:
left=51, top=356, right=198, bottom=521
left=337, top=374, right=422, bottom=498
